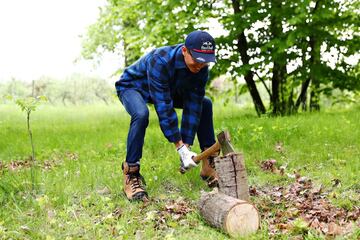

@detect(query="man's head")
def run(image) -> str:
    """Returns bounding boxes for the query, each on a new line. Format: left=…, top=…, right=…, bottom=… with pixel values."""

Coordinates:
left=182, top=30, right=216, bottom=73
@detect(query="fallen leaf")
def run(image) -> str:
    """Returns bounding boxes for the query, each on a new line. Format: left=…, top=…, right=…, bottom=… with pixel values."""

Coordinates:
left=297, top=177, right=308, bottom=184
left=310, top=218, right=320, bottom=229
left=112, top=207, right=122, bottom=219
left=65, top=152, right=78, bottom=161
left=252, top=175, right=358, bottom=237
left=20, top=225, right=31, bottom=233
left=249, top=186, right=257, bottom=196
left=327, top=222, right=342, bottom=236
left=97, top=187, right=111, bottom=195
left=9, top=160, right=32, bottom=171
left=332, top=178, right=341, bottom=187
left=279, top=166, right=286, bottom=175
left=294, top=171, right=301, bottom=180
left=135, top=230, right=143, bottom=240
left=277, top=223, right=290, bottom=230
left=275, top=142, right=284, bottom=153
left=261, top=159, right=278, bottom=172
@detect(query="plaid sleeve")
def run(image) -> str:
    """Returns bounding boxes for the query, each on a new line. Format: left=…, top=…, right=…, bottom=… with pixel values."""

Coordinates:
left=181, top=86, right=205, bottom=145
left=147, top=55, right=181, bottom=143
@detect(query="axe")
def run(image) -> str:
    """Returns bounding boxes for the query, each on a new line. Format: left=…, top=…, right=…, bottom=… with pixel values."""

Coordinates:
left=180, top=130, right=235, bottom=173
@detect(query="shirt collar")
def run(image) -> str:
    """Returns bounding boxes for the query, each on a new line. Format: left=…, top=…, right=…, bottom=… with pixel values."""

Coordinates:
left=175, top=44, right=186, bottom=69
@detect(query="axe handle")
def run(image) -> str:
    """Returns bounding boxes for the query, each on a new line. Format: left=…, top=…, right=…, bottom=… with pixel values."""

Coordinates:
left=193, top=141, right=221, bottom=163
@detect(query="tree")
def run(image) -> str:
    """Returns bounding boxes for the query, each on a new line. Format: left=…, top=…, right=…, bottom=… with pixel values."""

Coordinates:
left=82, top=0, right=213, bottom=71
left=15, top=96, right=47, bottom=193
left=82, top=0, right=360, bottom=115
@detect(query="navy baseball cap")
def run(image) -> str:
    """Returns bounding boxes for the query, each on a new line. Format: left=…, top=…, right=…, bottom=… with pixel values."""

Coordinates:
left=185, top=30, right=216, bottom=63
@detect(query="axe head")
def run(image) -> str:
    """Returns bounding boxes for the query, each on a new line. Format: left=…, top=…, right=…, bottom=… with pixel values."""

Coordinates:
left=216, top=130, right=235, bottom=156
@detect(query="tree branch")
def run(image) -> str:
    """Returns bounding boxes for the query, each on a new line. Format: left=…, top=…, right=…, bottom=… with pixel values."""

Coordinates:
left=254, top=71, right=272, bottom=99
left=295, top=78, right=311, bottom=110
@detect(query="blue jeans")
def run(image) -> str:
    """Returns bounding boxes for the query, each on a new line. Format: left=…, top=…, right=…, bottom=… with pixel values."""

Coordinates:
left=119, top=89, right=216, bottom=166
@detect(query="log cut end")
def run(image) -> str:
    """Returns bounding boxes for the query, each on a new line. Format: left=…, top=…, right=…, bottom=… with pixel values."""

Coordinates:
left=199, top=192, right=260, bottom=237
left=225, top=202, right=260, bottom=237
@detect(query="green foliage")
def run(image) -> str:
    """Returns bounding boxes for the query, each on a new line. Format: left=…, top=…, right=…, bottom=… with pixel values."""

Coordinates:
left=15, top=96, right=47, bottom=113
left=82, top=0, right=360, bottom=115
left=82, top=0, right=212, bottom=66
left=292, top=218, right=309, bottom=235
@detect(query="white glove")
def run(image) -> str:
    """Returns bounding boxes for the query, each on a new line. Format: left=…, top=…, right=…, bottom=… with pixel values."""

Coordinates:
left=177, top=145, right=197, bottom=171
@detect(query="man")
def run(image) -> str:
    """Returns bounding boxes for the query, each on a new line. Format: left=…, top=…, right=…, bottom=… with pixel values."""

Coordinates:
left=115, top=30, right=219, bottom=201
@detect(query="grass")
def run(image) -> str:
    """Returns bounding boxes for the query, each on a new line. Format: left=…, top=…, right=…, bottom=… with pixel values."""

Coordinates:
left=0, top=102, right=359, bottom=239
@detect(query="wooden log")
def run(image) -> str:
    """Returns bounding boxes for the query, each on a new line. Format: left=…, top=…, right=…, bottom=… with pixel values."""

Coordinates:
left=215, top=153, right=250, bottom=201
left=199, top=191, right=260, bottom=237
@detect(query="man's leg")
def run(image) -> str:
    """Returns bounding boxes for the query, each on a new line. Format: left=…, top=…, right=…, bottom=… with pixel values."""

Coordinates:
left=197, top=97, right=216, bottom=149
left=120, top=89, right=149, bottom=166
left=197, top=97, right=219, bottom=188
left=119, top=89, right=149, bottom=201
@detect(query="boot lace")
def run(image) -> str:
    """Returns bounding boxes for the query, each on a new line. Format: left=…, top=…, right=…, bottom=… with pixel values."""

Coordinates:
left=127, top=173, right=145, bottom=193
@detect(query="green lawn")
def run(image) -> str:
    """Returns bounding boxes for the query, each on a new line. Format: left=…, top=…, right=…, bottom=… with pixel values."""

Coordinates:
left=0, top=103, right=359, bottom=239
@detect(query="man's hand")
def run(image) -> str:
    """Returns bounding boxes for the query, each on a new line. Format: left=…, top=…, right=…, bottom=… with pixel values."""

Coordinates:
left=177, top=144, right=197, bottom=172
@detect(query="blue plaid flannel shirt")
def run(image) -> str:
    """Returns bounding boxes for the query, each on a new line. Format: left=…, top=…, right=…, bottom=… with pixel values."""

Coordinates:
left=115, top=44, right=208, bottom=145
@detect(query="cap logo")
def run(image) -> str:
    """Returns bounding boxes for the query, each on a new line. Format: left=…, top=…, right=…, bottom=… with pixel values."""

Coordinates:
left=201, top=41, right=213, bottom=50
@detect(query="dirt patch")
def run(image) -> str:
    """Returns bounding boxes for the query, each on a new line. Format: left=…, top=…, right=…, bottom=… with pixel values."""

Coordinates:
left=0, top=157, right=62, bottom=171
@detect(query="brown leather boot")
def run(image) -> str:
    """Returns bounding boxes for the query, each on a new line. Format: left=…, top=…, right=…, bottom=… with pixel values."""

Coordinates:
left=200, top=149, right=220, bottom=188
left=122, top=162, right=148, bottom=201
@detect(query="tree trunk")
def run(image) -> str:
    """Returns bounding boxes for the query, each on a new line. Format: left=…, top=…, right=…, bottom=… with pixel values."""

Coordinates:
left=27, top=111, right=36, bottom=192
left=287, top=89, right=294, bottom=114
left=310, top=84, right=320, bottom=111
left=309, top=36, right=321, bottom=112
left=271, top=62, right=280, bottom=114
left=61, top=93, right=68, bottom=106
left=232, top=0, right=266, bottom=116
left=295, top=78, right=311, bottom=111
left=308, top=1, right=321, bottom=112
left=95, top=92, right=109, bottom=105
left=199, top=191, right=260, bottom=237
left=270, top=0, right=287, bottom=115
left=296, top=36, right=318, bottom=112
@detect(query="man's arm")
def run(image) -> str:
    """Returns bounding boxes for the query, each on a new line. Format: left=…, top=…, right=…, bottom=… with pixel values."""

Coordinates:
left=147, top=54, right=181, bottom=143
left=181, top=88, right=205, bottom=145
left=147, top=54, right=198, bottom=170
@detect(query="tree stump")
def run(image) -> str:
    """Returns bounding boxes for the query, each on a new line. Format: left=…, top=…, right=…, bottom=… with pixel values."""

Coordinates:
left=199, top=191, right=260, bottom=237
left=214, top=153, right=250, bottom=201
